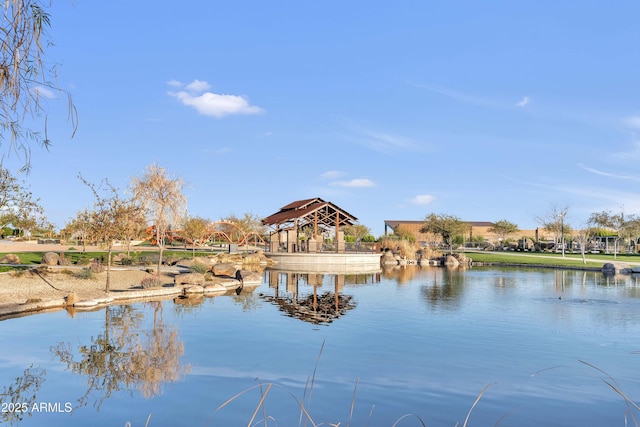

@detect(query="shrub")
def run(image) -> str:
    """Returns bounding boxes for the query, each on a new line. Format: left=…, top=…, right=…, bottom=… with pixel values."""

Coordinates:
left=140, top=276, right=157, bottom=289
left=75, top=268, right=94, bottom=280
left=89, top=260, right=104, bottom=274
left=189, top=263, right=208, bottom=274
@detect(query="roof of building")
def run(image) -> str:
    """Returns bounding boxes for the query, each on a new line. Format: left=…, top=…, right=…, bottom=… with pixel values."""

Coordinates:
left=262, top=197, right=358, bottom=229
left=385, top=220, right=495, bottom=228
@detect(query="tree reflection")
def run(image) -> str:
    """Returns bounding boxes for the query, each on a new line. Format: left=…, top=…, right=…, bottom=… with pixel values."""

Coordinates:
left=420, top=267, right=466, bottom=310
left=52, top=302, right=190, bottom=409
left=0, top=365, right=46, bottom=425
left=381, top=265, right=420, bottom=284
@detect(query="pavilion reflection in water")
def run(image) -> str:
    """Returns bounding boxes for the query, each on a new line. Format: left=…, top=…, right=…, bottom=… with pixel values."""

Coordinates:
left=261, top=270, right=381, bottom=324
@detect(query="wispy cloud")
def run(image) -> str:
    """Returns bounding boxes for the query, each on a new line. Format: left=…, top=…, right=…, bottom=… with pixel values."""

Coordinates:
left=623, top=116, right=640, bottom=129
left=320, top=170, right=346, bottom=179
left=610, top=138, right=640, bottom=161
left=346, top=123, right=422, bottom=154
left=409, top=194, right=435, bottom=205
left=167, top=80, right=264, bottom=118
left=331, top=178, right=375, bottom=188
left=406, top=81, right=497, bottom=107
left=578, top=163, right=640, bottom=182
left=33, top=86, right=56, bottom=99
left=516, top=96, right=530, bottom=107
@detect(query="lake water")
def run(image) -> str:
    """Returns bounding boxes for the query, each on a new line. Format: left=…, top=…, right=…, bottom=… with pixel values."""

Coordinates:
left=1, top=266, right=640, bottom=426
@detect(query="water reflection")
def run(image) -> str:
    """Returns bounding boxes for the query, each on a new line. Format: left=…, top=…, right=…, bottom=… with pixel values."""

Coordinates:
left=0, top=365, right=46, bottom=425
left=51, top=302, right=190, bottom=409
left=420, top=267, right=466, bottom=310
left=260, top=270, right=380, bottom=324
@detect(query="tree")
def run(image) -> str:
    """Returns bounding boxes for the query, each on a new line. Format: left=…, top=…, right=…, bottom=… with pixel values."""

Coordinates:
left=536, top=205, right=569, bottom=257
left=181, top=215, right=211, bottom=257
left=130, top=164, right=187, bottom=283
left=342, top=223, right=372, bottom=247
left=63, top=209, right=92, bottom=250
left=1, top=1, right=77, bottom=171
left=589, top=210, right=639, bottom=258
left=393, top=224, right=416, bottom=243
left=80, top=176, right=145, bottom=292
left=0, top=166, right=45, bottom=237
left=420, top=213, right=469, bottom=253
left=488, top=219, right=519, bottom=246
left=574, top=223, right=598, bottom=265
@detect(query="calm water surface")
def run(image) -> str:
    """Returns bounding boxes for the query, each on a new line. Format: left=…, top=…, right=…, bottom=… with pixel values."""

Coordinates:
left=1, top=266, right=640, bottom=426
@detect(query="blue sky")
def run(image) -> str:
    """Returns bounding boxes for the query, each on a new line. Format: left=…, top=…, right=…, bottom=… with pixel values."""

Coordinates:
left=5, top=1, right=640, bottom=236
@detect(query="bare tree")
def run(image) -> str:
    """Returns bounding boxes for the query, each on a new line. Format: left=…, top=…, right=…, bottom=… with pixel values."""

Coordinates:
left=80, top=175, right=144, bottom=292
left=536, top=205, right=569, bottom=257
left=130, top=164, right=187, bottom=283
left=1, top=1, right=77, bottom=171
left=63, top=209, right=92, bottom=251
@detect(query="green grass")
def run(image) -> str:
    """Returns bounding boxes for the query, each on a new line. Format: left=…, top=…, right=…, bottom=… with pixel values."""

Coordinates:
left=463, top=250, right=640, bottom=269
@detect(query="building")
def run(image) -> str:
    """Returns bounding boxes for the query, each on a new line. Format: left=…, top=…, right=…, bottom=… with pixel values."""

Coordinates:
left=384, top=220, right=539, bottom=247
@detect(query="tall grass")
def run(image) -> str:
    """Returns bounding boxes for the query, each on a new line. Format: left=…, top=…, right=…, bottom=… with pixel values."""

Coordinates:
left=213, top=348, right=640, bottom=427
left=216, top=341, right=492, bottom=427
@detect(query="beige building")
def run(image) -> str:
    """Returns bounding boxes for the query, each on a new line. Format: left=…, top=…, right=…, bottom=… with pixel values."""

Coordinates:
left=384, top=220, right=539, bottom=246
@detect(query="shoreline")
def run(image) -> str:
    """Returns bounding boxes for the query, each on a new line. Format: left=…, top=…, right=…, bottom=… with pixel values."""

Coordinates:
left=1, top=241, right=637, bottom=321
left=0, top=240, right=261, bottom=321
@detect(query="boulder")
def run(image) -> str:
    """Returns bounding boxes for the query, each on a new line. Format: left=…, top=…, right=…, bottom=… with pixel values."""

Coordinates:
left=602, top=263, right=631, bottom=275
left=66, top=292, right=78, bottom=305
left=0, top=253, right=20, bottom=264
left=212, top=262, right=237, bottom=277
left=236, top=269, right=261, bottom=283
left=381, top=250, right=397, bottom=266
left=453, top=253, right=471, bottom=264
left=443, top=255, right=460, bottom=266
left=42, top=252, right=60, bottom=266
left=113, top=253, right=132, bottom=265
left=184, top=285, right=204, bottom=294
left=174, top=272, right=205, bottom=286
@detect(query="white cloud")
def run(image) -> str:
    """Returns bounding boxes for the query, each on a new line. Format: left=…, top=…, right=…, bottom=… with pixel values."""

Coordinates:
left=624, top=116, right=640, bottom=129
left=167, top=80, right=264, bottom=118
left=185, top=79, right=211, bottom=92
left=516, top=96, right=530, bottom=107
left=33, top=86, right=56, bottom=99
left=409, top=194, right=435, bottom=205
left=331, top=178, right=375, bottom=188
left=320, top=170, right=345, bottom=179
left=166, top=79, right=183, bottom=87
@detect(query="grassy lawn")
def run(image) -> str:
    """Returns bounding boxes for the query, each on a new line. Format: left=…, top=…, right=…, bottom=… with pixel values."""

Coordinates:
left=463, top=250, right=640, bottom=268
left=0, top=248, right=223, bottom=267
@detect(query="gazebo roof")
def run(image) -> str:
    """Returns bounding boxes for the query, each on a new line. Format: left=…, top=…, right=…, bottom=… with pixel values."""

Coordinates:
left=262, top=197, right=357, bottom=230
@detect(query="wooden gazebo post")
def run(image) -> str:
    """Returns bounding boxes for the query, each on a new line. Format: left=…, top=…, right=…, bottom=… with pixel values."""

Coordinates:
left=335, top=211, right=340, bottom=253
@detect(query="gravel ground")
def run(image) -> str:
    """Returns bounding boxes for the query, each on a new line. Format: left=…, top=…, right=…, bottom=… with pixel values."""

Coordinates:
left=0, top=241, right=183, bottom=317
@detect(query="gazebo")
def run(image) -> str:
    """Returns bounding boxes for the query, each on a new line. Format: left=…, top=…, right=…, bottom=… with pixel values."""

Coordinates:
left=262, top=197, right=357, bottom=253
